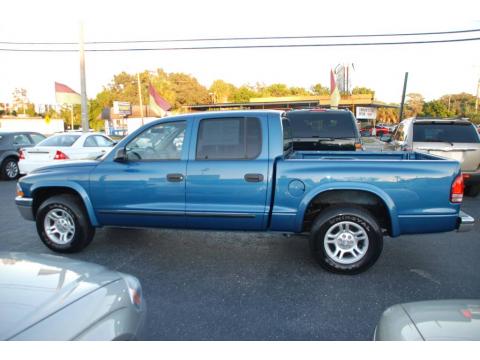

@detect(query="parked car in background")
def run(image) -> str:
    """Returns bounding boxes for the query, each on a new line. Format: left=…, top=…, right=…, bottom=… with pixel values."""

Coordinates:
left=16, top=110, right=474, bottom=275
left=19, top=132, right=115, bottom=175
left=0, top=131, right=46, bottom=180
left=383, top=118, right=480, bottom=196
left=374, top=299, right=480, bottom=340
left=286, top=109, right=363, bottom=151
left=0, top=252, right=145, bottom=340
left=360, top=125, right=389, bottom=137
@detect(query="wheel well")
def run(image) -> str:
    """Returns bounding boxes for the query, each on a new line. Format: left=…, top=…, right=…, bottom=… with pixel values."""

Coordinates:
left=1, top=155, right=19, bottom=165
left=303, top=190, right=392, bottom=235
left=32, top=187, right=83, bottom=217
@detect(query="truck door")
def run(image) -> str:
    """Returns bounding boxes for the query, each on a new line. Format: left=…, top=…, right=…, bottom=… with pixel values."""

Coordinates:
left=186, top=115, right=269, bottom=230
left=90, top=120, right=189, bottom=228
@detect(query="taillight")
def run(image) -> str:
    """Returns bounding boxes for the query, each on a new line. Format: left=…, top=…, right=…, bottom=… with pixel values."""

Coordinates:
left=54, top=150, right=69, bottom=160
left=451, top=174, right=464, bottom=203
left=19, top=149, right=25, bottom=160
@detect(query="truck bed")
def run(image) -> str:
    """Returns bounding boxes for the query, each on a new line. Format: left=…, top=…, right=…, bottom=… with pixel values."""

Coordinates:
left=271, top=150, right=462, bottom=236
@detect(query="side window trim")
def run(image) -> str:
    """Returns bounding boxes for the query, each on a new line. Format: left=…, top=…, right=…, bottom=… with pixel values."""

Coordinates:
left=195, top=117, right=262, bottom=161
left=84, top=136, right=98, bottom=147
left=124, top=120, right=187, bottom=162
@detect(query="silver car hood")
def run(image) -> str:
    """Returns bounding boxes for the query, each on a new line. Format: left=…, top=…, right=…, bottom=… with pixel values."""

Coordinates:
left=0, top=252, right=121, bottom=340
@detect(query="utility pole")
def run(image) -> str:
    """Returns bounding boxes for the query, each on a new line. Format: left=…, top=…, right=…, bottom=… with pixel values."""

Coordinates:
left=70, top=105, right=74, bottom=130
left=476, top=77, right=479, bottom=113
left=398, top=72, right=409, bottom=121
left=79, top=22, right=89, bottom=132
left=137, top=73, right=144, bottom=125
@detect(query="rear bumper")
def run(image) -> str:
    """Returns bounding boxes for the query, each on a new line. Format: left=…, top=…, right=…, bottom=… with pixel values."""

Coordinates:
left=18, top=160, right=51, bottom=175
left=456, top=211, right=475, bottom=232
left=15, top=196, right=34, bottom=221
left=463, top=172, right=480, bottom=187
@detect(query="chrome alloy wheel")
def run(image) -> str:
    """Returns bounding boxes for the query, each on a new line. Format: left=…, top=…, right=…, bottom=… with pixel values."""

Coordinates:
left=324, top=221, right=369, bottom=264
left=43, top=208, right=76, bottom=245
left=5, top=160, right=19, bottom=179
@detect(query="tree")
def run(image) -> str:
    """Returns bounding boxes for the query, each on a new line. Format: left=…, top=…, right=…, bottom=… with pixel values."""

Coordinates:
left=422, top=100, right=450, bottom=118
left=405, top=93, right=424, bottom=117
left=289, top=86, right=311, bottom=96
left=262, top=83, right=291, bottom=97
left=352, top=86, right=375, bottom=97
left=377, top=107, right=399, bottom=123
left=209, top=80, right=236, bottom=103
left=231, top=85, right=258, bottom=103
left=168, top=72, right=210, bottom=108
left=310, top=83, right=330, bottom=96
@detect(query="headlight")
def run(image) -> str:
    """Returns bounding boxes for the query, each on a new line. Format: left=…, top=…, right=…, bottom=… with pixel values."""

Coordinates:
left=16, top=182, right=24, bottom=197
left=123, top=275, right=143, bottom=309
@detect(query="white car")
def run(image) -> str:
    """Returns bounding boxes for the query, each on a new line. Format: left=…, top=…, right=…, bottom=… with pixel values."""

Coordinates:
left=19, top=132, right=115, bottom=175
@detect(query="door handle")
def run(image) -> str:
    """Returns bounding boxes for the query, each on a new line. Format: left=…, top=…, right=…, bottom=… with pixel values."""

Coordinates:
left=167, top=173, right=184, bottom=182
left=244, top=173, right=264, bottom=182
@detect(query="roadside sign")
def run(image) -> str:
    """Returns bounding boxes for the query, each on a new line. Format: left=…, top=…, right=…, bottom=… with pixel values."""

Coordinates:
left=113, top=101, right=132, bottom=116
left=356, top=106, right=377, bottom=119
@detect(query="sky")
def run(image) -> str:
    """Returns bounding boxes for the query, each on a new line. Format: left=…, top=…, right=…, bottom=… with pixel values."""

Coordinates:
left=1, top=0, right=480, bottom=106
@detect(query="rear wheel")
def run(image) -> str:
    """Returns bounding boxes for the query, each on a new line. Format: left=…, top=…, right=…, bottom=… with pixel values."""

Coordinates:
left=309, top=206, right=383, bottom=275
left=1, top=157, right=19, bottom=180
left=36, top=194, right=95, bottom=253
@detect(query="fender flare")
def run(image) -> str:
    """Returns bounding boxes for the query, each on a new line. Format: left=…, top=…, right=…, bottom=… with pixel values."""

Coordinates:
left=31, top=181, right=99, bottom=226
left=296, top=182, right=400, bottom=236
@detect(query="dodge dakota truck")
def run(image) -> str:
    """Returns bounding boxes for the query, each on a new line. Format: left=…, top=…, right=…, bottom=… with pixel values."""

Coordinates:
left=15, top=110, right=474, bottom=274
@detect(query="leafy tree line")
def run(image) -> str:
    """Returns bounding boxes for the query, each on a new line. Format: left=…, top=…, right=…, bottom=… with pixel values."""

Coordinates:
left=377, top=92, right=480, bottom=124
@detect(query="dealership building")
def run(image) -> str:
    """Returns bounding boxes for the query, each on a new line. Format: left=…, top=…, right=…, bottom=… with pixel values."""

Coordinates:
left=183, top=94, right=398, bottom=124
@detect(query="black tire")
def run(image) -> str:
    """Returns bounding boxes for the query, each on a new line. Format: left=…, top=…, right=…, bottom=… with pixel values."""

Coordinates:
left=0, top=157, right=19, bottom=180
left=36, top=194, right=95, bottom=253
left=309, top=206, right=383, bottom=275
left=465, top=184, right=480, bottom=197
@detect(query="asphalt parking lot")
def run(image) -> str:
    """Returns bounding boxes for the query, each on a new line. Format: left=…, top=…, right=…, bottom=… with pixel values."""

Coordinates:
left=1, top=180, right=479, bottom=340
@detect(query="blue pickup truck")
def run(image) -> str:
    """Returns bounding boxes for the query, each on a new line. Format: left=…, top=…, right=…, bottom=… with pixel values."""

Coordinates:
left=15, top=110, right=474, bottom=274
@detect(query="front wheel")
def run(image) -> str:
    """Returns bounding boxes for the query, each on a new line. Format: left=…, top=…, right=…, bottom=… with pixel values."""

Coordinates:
left=36, top=194, right=95, bottom=253
left=309, top=206, right=383, bottom=275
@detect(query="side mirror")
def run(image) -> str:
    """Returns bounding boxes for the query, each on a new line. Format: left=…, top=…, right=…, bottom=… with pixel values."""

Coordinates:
left=113, top=148, right=127, bottom=162
left=380, top=135, right=392, bottom=142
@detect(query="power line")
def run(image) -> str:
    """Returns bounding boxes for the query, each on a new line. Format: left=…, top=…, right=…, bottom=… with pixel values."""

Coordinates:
left=0, top=36, right=479, bottom=52
left=1, top=28, right=480, bottom=45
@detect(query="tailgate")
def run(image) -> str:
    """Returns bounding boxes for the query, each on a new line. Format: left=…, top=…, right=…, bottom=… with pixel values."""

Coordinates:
left=415, top=143, right=480, bottom=172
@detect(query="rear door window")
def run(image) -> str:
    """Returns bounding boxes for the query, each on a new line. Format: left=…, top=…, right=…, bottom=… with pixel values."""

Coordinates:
left=94, top=135, right=114, bottom=147
left=84, top=136, right=98, bottom=147
left=413, top=123, right=480, bottom=143
left=196, top=117, right=262, bottom=160
left=29, top=133, right=46, bottom=144
left=13, top=134, right=32, bottom=146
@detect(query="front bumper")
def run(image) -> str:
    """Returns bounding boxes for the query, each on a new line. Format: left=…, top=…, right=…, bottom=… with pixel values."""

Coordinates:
left=456, top=210, right=475, bottom=232
left=15, top=196, right=34, bottom=221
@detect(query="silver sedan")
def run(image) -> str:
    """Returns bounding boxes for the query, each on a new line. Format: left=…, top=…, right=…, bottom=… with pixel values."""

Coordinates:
left=0, top=252, right=146, bottom=340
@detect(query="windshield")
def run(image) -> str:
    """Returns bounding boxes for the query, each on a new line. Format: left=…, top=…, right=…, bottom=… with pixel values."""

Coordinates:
left=37, top=134, right=81, bottom=147
left=413, top=123, right=480, bottom=143
left=286, top=112, right=357, bottom=138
